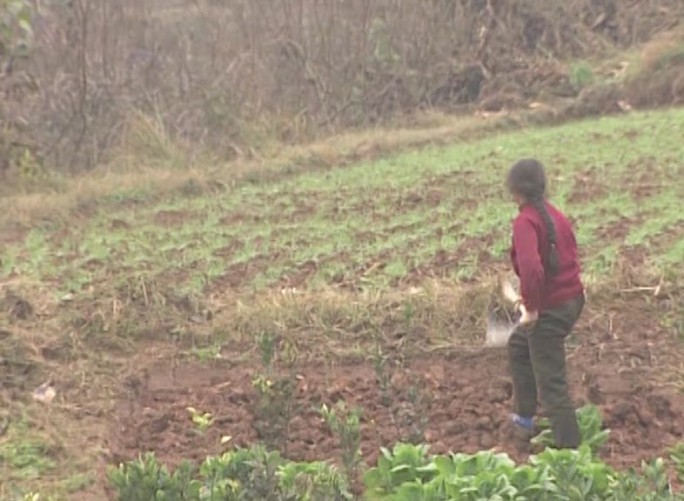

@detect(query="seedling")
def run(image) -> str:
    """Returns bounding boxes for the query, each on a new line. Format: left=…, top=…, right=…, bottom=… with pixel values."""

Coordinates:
left=256, top=331, right=276, bottom=369
left=668, top=443, right=684, bottom=481
left=190, top=343, right=222, bottom=362
left=186, top=407, right=214, bottom=434
left=371, top=346, right=392, bottom=407
left=321, top=401, right=363, bottom=479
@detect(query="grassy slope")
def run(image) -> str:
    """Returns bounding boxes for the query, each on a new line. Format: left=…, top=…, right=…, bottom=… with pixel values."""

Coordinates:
left=2, top=108, right=683, bottom=299
left=1, top=108, right=684, bottom=500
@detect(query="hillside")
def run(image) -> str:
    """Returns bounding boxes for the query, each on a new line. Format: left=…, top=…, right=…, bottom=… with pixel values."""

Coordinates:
left=0, top=107, right=683, bottom=499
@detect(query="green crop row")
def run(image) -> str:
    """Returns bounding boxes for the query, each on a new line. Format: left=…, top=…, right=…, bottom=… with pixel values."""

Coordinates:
left=103, top=406, right=684, bottom=501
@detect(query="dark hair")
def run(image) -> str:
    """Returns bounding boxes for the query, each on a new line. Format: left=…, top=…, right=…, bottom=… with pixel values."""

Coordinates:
left=507, top=158, right=559, bottom=276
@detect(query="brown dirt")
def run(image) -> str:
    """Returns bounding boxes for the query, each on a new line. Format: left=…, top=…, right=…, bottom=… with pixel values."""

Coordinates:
left=404, top=233, right=503, bottom=284
left=620, top=168, right=665, bottom=200
left=154, top=209, right=195, bottom=227
left=109, top=218, right=132, bottom=231
left=210, top=254, right=274, bottom=290
left=594, top=215, right=642, bottom=242
left=108, top=300, right=684, bottom=476
left=567, top=168, right=609, bottom=204
left=278, top=259, right=320, bottom=289
left=0, top=222, right=29, bottom=246
left=212, top=239, right=246, bottom=259
left=395, top=188, right=445, bottom=209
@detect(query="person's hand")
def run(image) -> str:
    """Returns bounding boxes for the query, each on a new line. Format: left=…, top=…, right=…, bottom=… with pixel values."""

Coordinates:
left=519, top=306, right=539, bottom=325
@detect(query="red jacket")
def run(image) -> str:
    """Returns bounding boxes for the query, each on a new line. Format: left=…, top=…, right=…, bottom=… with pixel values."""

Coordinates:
left=510, top=201, right=584, bottom=312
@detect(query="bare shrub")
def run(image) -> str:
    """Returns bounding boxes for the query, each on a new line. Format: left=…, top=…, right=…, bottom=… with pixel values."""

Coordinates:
left=1, top=0, right=682, bottom=174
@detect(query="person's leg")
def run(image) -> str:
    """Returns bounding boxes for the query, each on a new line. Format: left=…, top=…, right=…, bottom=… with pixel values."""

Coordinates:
left=528, top=296, right=585, bottom=448
left=507, top=327, right=538, bottom=421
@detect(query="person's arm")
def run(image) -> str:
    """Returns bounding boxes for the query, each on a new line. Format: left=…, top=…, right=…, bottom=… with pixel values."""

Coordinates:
left=510, top=240, right=520, bottom=277
left=512, top=216, right=544, bottom=313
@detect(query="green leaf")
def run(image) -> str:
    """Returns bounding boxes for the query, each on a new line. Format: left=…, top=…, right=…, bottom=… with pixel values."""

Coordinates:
left=390, top=464, right=411, bottom=473
left=18, top=17, right=32, bottom=35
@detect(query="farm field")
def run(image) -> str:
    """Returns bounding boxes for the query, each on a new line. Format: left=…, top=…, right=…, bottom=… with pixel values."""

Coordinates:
left=1, top=108, right=684, bottom=499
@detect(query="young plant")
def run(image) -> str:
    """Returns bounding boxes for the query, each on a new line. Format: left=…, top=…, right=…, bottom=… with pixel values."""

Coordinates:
left=200, top=446, right=282, bottom=500
left=609, top=458, right=681, bottom=501
left=363, top=443, right=433, bottom=496
left=371, top=345, right=392, bottom=407
left=320, top=401, right=363, bottom=479
left=22, top=495, right=43, bottom=501
left=108, top=453, right=200, bottom=501
left=186, top=406, right=214, bottom=434
left=370, top=341, right=431, bottom=443
left=277, top=461, right=353, bottom=500
left=251, top=333, right=299, bottom=452
left=190, top=343, right=222, bottom=362
left=256, top=331, right=276, bottom=369
left=252, top=374, right=297, bottom=451
left=402, top=380, right=432, bottom=444
left=530, top=446, right=614, bottom=499
left=110, top=441, right=684, bottom=501
left=669, top=443, right=684, bottom=482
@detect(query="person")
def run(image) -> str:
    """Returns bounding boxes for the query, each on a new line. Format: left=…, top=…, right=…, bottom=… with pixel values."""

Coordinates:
left=505, top=158, right=585, bottom=450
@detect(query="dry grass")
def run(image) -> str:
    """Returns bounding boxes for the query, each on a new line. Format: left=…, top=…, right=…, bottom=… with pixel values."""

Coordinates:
left=49, top=264, right=674, bottom=365
left=0, top=110, right=515, bottom=233
left=208, top=279, right=498, bottom=355
left=624, top=27, right=684, bottom=107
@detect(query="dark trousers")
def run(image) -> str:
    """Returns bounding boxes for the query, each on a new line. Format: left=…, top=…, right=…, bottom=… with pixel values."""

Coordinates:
left=508, top=295, right=585, bottom=448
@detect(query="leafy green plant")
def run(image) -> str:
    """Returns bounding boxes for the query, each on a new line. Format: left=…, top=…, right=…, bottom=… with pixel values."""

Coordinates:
left=364, top=443, right=683, bottom=501
left=108, top=453, right=200, bottom=501
left=0, top=430, right=57, bottom=481
left=186, top=406, right=214, bottom=434
left=110, top=446, right=351, bottom=501
left=363, top=443, right=432, bottom=497
left=605, top=457, right=677, bottom=501
left=361, top=403, right=678, bottom=500
left=277, top=461, right=352, bottom=501
left=367, top=449, right=557, bottom=501
left=320, top=401, right=363, bottom=479
left=639, top=457, right=673, bottom=497
left=202, top=446, right=282, bottom=500
left=422, top=451, right=522, bottom=500
left=111, top=436, right=684, bottom=501
left=530, top=446, right=614, bottom=499
left=668, top=443, right=684, bottom=480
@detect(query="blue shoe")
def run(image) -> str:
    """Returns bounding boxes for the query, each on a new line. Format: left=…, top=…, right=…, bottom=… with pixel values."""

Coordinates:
left=511, top=413, right=534, bottom=430
left=506, top=414, right=535, bottom=453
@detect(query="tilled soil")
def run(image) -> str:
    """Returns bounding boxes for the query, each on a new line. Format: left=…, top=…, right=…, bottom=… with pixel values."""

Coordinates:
left=109, top=317, right=684, bottom=475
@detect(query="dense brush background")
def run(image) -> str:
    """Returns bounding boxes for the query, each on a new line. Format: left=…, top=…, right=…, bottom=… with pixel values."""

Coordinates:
left=1, top=0, right=684, bottom=178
